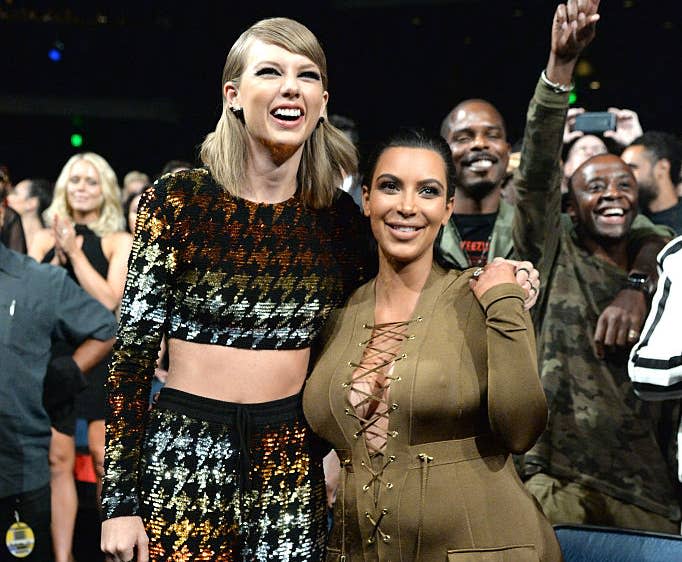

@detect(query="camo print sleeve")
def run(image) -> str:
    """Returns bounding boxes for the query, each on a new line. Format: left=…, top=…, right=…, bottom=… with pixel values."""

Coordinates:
left=102, top=180, right=175, bottom=519
left=512, top=78, right=567, bottom=289
left=477, top=282, right=547, bottom=454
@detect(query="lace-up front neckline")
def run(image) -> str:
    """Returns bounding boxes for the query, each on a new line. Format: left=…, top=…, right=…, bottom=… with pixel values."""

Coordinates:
left=346, top=318, right=417, bottom=455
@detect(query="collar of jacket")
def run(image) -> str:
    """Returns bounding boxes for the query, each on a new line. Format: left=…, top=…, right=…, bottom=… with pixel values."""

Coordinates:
left=436, top=200, right=514, bottom=269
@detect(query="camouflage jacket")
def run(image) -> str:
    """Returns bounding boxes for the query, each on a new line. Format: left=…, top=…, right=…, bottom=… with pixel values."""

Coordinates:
left=523, top=219, right=680, bottom=519
left=513, top=81, right=680, bottom=519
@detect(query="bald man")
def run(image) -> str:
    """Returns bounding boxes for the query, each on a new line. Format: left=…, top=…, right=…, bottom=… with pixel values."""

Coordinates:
left=522, top=154, right=680, bottom=532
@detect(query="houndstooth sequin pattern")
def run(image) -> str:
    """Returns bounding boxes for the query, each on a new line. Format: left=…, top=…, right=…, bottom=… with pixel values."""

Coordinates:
left=139, top=393, right=327, bottom=561
left=102, top=168, right=371, bottom=519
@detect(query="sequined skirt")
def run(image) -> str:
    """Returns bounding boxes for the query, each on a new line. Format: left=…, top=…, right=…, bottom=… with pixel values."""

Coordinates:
left=139, top=388, right=328, bottom=561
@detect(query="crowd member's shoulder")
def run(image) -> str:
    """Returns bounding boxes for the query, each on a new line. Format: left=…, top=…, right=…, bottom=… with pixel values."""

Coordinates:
left=103, top=230, right=133, bottom=253
left=28, top=227, right=55, bottom=260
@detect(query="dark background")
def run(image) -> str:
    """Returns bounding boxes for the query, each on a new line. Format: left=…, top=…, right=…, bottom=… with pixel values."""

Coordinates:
left=2, top=0, right=681, bottom=183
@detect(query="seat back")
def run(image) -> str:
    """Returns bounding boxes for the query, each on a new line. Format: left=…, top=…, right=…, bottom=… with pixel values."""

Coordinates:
left=554, top=524, right=682, bottom=562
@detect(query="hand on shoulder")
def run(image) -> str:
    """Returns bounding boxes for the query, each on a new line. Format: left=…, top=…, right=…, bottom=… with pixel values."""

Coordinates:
left=469, top=258, right=517, bottom=302
left=470, top=258, right=540, bottom=310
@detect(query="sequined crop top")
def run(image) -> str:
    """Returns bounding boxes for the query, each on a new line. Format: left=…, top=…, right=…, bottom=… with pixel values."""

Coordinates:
left=102, top=168, right=372, bottom=518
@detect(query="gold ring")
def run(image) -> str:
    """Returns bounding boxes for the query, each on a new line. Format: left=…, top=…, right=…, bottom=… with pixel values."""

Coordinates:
left=473, top=267, right=484, bottom=278
left=628, top=329, right=639, bottom=341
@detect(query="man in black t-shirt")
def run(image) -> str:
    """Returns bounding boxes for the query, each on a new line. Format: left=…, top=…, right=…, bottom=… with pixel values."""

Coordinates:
left=437, top=99, right=511, bottom=268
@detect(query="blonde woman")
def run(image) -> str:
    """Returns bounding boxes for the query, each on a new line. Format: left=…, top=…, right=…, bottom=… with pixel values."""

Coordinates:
left=30, top=152, right=132, bottom=562
left=100, top=17, right=372, bottom=562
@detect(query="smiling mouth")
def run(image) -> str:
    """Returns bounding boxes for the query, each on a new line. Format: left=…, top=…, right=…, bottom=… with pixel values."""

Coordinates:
left=464, top=155, right=497, bottom=172
left=388, top=223, right=424, bottom=233
left=595, top=207, right=629, bottom=223
left=271, top=107, right=303, bottom=121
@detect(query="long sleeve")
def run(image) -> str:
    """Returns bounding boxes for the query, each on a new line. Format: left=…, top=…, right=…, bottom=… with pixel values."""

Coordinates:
left=102, top=181, right=175, bottom=519
left=512, top=78, right=568, bottom=272
left=478, top=283, right=547, bottom=454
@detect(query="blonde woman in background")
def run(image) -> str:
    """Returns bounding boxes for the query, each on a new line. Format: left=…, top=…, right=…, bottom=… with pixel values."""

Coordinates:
left=30, top=152, right=132, bottom=562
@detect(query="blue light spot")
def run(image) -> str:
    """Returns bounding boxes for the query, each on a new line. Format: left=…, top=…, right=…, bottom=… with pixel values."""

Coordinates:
left=48, top=49, right=61, bottom=62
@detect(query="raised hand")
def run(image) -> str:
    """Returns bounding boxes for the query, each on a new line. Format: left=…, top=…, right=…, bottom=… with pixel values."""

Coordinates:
left=547, top=0, right=600, bottom=86
left=552, top=0, right=600, bottom=62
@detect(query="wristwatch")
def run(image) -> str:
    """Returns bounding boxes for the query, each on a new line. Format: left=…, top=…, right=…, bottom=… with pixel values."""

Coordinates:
left=625, top=272, right=652, bottom=295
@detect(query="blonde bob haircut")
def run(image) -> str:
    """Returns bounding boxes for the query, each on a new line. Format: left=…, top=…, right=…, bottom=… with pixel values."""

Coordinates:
left=44, top=152, right=125, bottom=237
left=200, top=17, right=357, bottom=209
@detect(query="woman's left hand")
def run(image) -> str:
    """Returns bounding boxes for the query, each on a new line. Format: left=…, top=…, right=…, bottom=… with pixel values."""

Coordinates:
left=53, top=214, right=81, bottom=258
left=470, top=258, right=540, bottom=311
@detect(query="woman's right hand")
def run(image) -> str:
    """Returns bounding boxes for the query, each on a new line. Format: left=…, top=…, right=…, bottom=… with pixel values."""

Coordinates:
left=469, top=258, right=518, bottom=302
left=101, top=516, right=149, bottom=562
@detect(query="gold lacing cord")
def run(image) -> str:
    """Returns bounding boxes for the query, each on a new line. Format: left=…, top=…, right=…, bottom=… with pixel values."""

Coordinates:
left=344, top=318, right=419, bottom=549
left=345, top=319, right=416, bottom=452
left=365, top=508, right=391, bottom=544
left=359, top=455, right=396, bottom=492
left=415, top=453, right=433, bottom=562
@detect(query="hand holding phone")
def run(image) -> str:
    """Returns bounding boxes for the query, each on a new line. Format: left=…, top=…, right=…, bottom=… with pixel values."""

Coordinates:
left=603, top=107, right=644, bottom=146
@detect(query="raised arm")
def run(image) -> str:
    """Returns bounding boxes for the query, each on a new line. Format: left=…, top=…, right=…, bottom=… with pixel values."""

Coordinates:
left=513, top=1, right=600, bottom=270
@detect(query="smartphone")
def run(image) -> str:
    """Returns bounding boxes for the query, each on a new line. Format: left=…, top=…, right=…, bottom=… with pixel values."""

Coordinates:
left=573, top=112, right=617, bottom=134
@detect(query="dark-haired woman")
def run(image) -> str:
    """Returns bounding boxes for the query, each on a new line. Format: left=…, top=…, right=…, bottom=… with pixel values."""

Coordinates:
left=304, top=130, right=561, bottom=561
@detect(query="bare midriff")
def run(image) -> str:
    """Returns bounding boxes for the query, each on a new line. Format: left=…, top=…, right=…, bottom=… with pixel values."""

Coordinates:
left=165, top=338, right=311, bottom=404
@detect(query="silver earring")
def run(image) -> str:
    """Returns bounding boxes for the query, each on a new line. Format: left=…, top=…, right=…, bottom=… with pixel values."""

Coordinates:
left=230, top=105, right=244, bottom=121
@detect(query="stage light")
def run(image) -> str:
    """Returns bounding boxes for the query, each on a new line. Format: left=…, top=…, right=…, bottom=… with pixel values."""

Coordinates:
left=71, top=134, right=83, bottom=148
left=48, top=48, right=61, bottom=62
left=569, top=91, right=577, bottom=105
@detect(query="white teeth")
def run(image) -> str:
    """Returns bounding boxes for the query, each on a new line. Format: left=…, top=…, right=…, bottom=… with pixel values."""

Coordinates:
left=392, top=225, right=417, bottom=232
left=274, top=108, right=301, bottom=117
left=602, top=208, right=624, bottom=216
left=469, top=159, right=493, bottom=170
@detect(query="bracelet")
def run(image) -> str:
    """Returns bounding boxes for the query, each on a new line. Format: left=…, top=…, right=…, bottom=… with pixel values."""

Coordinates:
left=540, top=69, right=573, bottom=94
